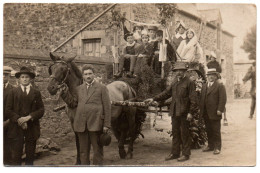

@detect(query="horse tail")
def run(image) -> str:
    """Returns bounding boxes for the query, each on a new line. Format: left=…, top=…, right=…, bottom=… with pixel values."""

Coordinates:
left=128, top=83, right=136, bottom=99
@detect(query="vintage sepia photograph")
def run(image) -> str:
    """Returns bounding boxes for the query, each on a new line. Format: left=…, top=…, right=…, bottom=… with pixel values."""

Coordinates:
left=1, top=1, right=257, bottom=167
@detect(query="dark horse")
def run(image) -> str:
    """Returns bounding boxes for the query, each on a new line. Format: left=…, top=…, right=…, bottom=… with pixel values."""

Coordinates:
left=47, top=52, right=142, bottom=164
left=243, top=62, right=256, bottom=119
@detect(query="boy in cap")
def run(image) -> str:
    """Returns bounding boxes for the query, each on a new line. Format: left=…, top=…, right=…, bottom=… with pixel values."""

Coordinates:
left=145, top=62, right=198, bottom=161
left=136, top=30, right=154, bottom=66
left=6, top=66, right=44, bottom=165
left=114, top=32, right=141, bottom=78
left=3, top=66, right=14, bottom=165
left=200, top=68, right=227, bottom=155
left=148, top=25, right=158, bottom=43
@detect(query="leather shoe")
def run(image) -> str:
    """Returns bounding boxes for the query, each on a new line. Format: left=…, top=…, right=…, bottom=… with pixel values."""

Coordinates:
left=165, top=154, right=179, bottom=161
left=213, top=149, right=221, bottom=155
left=126, top=72, right=133, bottom=78
left=114, top=72, right=123, bottom=78
left=203, top=146, right=214, bottom=152
left=177, top=155, right=189, bottom=162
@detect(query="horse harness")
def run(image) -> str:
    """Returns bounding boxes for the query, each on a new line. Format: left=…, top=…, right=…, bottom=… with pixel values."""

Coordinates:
left=49, top=60, right=70, bottom=89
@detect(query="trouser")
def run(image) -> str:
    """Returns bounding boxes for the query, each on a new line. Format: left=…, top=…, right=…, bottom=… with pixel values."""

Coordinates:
left=8, top=135, right=37, bottom=165
left=4, top=129, right=11, bottom=165
left=250, top=94, right=256, bottom=116
left=152, top=55, right=162, bottom=75
left=171, top=115, right=191, bottom=156
left=119, top=56, right=137, bottom=73
left=204, top=117, right=221, bottom=150
left=77, top=130, right=103, bottom=165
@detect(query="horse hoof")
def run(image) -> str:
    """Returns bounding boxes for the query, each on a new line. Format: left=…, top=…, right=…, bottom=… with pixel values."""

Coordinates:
left=119, top=149, right=126, bottom=159
left=126, top=152, right=133, bottom=159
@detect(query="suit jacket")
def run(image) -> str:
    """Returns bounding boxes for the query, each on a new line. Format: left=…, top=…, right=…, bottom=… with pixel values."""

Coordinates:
left=153, top=39, right=177, bottom=62
left=5, top=86, right=45, bottom=139
left=200, top=81, right=227, bottom=120
left=153, top=76, right=197, bottom=117
left=4, top=83, right=14, bottom=121
left=61, top=81, right=111, bottom=132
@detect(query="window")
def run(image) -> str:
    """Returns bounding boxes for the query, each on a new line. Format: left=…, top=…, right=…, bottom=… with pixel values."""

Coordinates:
left=82, top=38, right=101, bottom=57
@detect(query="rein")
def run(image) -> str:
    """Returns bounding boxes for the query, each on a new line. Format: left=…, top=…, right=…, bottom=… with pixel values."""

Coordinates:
left=49, top=60, right=70, bottom=89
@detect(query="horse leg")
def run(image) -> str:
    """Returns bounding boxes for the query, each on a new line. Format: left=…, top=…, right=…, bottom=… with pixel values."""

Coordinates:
left=118, top=130, right=127, bottom=159
left=126, top=108, right=136, bottom=159
left=111, top=118, right=120, bottom=141
left=75, top=132, right=81, bottom=165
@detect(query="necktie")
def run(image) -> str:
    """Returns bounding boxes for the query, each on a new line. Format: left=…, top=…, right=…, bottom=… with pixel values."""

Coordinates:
left=24, top=86, right=27, bottom=95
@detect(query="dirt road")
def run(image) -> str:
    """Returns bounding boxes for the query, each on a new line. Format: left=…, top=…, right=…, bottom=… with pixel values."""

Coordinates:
left=34, top=99, right=256, bottom=166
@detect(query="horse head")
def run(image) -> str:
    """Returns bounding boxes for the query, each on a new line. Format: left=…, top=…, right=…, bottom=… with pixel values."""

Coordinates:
left=47, top=52, right=78, bottom=95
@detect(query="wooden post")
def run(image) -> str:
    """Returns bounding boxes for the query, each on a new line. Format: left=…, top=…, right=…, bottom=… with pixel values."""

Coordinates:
left=161, top=28, right=167, bottom=79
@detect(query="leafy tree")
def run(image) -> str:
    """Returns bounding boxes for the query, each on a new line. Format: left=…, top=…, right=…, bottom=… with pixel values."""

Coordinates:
left=241, top=25, right=256, bottom=60
left=156, top=4, right=177, bottom=27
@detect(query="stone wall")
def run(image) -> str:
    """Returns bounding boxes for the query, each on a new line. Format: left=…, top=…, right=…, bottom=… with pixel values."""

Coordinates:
left=4, top=56, right=107, bottom=145
left=3, top=3, right=235, bottom=142
left=4, top=3, right=110, bottom=51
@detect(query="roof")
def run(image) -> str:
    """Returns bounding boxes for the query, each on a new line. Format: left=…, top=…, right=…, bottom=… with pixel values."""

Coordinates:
left=198, top=9, right=223, bottom=24
left=177, top=4, right=200, bottom=17
left=179, top=6, right=235, bottom=37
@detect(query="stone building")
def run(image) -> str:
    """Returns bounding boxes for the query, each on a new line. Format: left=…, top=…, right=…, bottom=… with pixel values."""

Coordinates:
left=3, top=3, right=235, bottom=143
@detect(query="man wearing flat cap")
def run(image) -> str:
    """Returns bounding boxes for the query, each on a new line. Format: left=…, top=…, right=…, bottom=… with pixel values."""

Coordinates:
left=200, top=68, right=227, bottom=155
left=145, top=62, right=198, bottom=161
left=3, top=66, right=14, bottom=165
left=5, top=66, right=45, bottom=165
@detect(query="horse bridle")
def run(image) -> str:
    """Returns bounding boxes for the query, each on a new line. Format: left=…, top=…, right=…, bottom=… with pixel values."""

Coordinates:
left=49, top=60, right=70, bottom=88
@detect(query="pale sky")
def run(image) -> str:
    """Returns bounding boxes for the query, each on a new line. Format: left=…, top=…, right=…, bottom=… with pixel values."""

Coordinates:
left=196, top=4, right=257, bottom=63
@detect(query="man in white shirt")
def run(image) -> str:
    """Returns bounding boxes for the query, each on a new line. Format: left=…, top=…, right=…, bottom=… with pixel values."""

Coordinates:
left=6, top=66, right=44, bottom=165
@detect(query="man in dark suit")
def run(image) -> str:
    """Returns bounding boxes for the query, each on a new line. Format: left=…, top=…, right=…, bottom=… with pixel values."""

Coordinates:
left=3, top=66, right=14, bottom=165
left=200, top=68, right=227, bottom=155
left=6, top=66, right=45, bottom=165
left=243, top=61, right=256, bottom=119
left=61, top=65, right=111, bottom=165
left=145, top=62, right=197, bottom=161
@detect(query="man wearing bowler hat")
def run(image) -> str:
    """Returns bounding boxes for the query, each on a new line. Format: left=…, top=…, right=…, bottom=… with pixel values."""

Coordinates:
left=5, top=66, right=44, bottom=165
left=3, top=66, right=14, bottom=165
left=145, top=62, right=198, bottom=161
left=200, top=68, right=227, bottom=155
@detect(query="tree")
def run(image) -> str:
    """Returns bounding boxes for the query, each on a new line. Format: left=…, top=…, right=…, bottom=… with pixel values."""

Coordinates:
left=241, top=25, right=256, bottom=60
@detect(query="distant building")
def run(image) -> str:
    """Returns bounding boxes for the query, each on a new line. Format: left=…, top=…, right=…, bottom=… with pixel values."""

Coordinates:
left=234, top=61, right=254, bottom=98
